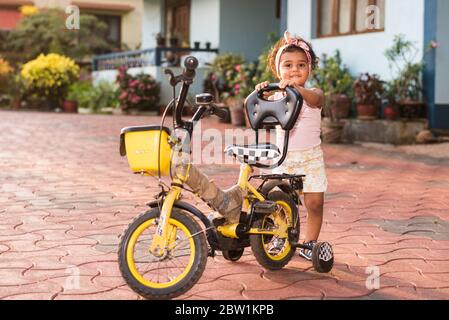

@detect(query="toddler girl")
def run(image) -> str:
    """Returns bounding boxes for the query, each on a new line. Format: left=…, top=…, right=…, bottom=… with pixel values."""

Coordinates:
left=256, top=31, right=327, bottom=261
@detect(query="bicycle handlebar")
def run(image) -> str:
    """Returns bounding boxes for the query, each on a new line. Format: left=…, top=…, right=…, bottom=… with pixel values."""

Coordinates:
left=210, top=104, right=229, bottom=121
left=173, top=56, right=199, bottom=130
left=183, top=56, right=198, bottom=80
left=167, top=57, right=229, bottom=137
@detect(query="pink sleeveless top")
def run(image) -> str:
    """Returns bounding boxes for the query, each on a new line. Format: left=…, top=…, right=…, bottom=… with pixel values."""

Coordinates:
left=274, top=91, right=322, bottom=151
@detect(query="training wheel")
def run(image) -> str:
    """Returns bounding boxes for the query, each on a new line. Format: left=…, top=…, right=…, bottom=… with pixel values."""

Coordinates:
left=222, top=249, right=244, bottom=262
left=312, top=242, right=334, bottom=273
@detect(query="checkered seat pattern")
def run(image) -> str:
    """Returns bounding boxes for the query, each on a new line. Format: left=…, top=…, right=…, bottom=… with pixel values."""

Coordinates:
left=224, top=144, right=281, bottom=165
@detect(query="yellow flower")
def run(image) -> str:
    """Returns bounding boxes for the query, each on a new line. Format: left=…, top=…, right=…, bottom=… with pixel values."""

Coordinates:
left=21, top=53, right=79, bottom=94
left=19, top=5, right=39, bottom=16
left=0, top=57, right=13, bottom=77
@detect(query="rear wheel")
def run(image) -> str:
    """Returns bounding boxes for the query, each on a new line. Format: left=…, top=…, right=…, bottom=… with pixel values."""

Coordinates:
left=118, top=209, right=208, bottom=299
left=250, top=191, right=299, bottom=270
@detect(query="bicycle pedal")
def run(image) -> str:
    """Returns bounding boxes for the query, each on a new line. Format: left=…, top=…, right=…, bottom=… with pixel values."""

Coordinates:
left=253, top=200, right=277, bottom=213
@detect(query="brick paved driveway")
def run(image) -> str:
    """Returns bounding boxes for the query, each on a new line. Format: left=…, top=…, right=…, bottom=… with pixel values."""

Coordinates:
left=1, top=110, right=448, bottom=300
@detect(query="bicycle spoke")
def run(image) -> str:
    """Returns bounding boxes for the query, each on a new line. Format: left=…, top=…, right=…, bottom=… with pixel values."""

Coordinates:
left=131, top=222, right=197, bottom=284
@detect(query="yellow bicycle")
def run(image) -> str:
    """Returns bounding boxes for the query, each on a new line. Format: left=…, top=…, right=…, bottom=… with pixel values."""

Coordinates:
left=118, top=56, right=334, bottom=300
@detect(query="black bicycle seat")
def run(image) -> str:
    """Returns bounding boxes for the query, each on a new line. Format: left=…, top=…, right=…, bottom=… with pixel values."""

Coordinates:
left=244, top=84, right=303, bottom=131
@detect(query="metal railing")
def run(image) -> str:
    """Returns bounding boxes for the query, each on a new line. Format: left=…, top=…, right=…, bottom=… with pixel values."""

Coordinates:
left=92, top=47, right=219, bottom=71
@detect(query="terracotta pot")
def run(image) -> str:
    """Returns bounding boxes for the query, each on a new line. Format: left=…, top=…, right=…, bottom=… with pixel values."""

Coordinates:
left=226, top=98, right=245, bottom=126
left=383, top=105, right=397, bottom=120
left=169, top=38, right=179, bottom=47
left=157, top=37, right=166, bottom=47
left=329, top=94, right=352, bottom=119
left=63, top=100, right=78, bottom=113
left=356, top=104, right=378, bottom=120
left=397, top=100, right=425, bottom=119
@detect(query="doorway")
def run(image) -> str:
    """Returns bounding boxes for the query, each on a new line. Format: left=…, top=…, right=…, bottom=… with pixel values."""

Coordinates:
left=165, top=0, right=191, bottom=46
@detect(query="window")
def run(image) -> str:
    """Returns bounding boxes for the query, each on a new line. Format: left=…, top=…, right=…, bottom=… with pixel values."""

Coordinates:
left=95, top=14, right=122, bottom=49
left=317, top=0, right=385, bottom=38
left=165, top=0, right=191, bottom=45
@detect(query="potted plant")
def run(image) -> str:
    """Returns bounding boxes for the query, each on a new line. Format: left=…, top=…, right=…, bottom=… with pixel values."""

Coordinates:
left=88, top=81, right=120, bottom=114
left=194, top=41, right=200, bottom=50
left=68, top=80, right=119, bottom=114
left=209, top=53, right=245, bottom=126
left=205, top=41, right=211, bottom=50
left=312, top=51, right=354, bottom=143
left=156, top=32, right=166, bottom=47
left=321, top=94, right=346, bottom=144
left=384, top=35, right=438, bottom=119
left=354, top=73, right=384, bottom=120
left=20, top=53, right=80, bottom=111
left=202, top=71, right=231, bottom=122
left=312, top=51, right=354, bottom=120
left=62, top=97, right=78, bottom=113
left=169, top=31, right=180, bottom=47
left=391, top=64, right=425, bottom=119
left=382, top=82, right=398, bottom=120
left=116, top=66, right=160, bottom=113
left=383, top=103, right=398, bottom=121
left=0, top=56, right=14, bottom=107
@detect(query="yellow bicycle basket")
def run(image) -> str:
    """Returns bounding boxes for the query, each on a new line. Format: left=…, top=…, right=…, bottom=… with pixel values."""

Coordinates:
left=120, top=125, right=172, bottom=176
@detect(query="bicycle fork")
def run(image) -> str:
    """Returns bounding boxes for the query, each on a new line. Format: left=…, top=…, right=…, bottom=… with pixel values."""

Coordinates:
left=150, top=186, right=182, bottom=257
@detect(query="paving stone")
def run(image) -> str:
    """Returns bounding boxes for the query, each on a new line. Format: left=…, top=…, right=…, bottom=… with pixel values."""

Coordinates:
left=1, top=111, right=449, bottom=299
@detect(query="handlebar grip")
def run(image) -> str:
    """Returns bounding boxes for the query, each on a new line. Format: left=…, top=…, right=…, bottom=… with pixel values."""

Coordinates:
left=183, top=56, right=199, bottom=79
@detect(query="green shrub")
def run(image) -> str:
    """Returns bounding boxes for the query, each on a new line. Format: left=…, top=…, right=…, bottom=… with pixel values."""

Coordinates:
left=207, top=53, right=245, bottom=101
left=5, top=9, right=113, bottom=62
left=21, top=53, right=80, bottom=109
left=203, top=33, right=279, bottom=101
left=312, top=50, right=354, bottom=98
left=384, top=34, right=437, bottom=102
left=68, top=80, right=119, bottom=113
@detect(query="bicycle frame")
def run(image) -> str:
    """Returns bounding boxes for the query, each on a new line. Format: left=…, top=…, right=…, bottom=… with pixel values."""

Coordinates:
left=149, top=161, right=292, bottom=257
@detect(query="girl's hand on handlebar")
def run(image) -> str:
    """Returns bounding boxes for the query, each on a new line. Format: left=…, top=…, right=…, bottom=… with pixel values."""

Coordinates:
left=255, top=81, right=269, bottom=91
left=255, top=81, right=271, bottom=99
left=279, top=79, right=300, bottom=90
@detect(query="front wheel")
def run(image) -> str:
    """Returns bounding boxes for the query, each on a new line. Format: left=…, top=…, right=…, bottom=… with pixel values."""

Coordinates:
left=250, top=191, right=299, bottom=270
left=118, top=209, right=208, bottom=300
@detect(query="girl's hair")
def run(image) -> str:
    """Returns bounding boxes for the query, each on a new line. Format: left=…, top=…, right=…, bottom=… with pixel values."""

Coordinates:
left=268, top=36, right=319, bottom=76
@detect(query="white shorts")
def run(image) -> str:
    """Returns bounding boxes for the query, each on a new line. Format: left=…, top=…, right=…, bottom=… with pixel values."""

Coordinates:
left=272, top=145, right=328, bottom=193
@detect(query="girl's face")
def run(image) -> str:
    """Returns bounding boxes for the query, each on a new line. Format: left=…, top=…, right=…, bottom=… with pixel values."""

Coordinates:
left=278, top=51, right=310, bottom=86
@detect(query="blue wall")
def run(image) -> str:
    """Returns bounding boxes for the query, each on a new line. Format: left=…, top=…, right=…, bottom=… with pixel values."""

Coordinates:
left=219, top=0, right=280, bottom=62
left=424, top=0, right=449, bottom=129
